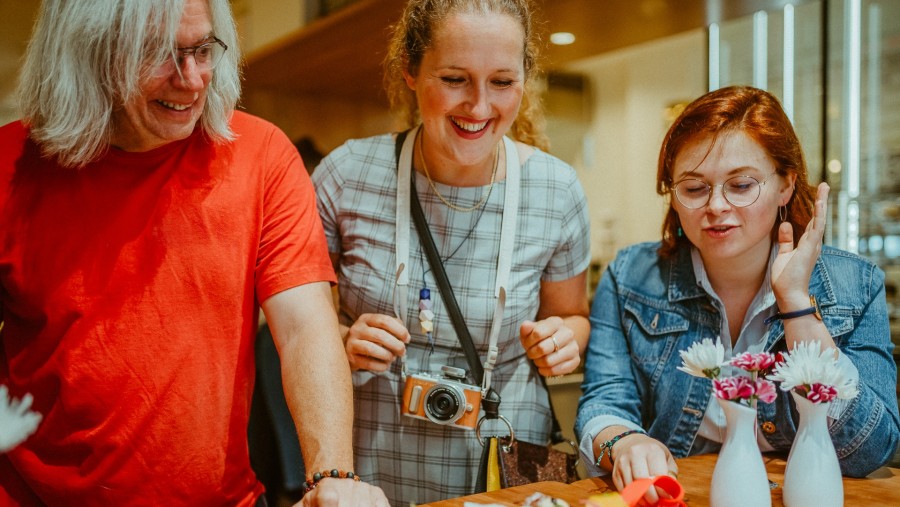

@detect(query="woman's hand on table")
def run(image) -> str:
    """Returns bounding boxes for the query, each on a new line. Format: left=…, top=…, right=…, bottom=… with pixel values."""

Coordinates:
left=520, top=317, right=581, bottom=376
left=343, top=313, right=410, bottom=372
left=610, top=434, right=678, bottom=505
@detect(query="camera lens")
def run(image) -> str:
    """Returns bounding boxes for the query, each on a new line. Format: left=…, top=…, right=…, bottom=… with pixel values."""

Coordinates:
left=424, top=384, right=465, bottom=424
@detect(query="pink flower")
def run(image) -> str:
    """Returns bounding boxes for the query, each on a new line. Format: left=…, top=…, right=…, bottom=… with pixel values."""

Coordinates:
left=730, top=352, right=777, bottom=373
left=713, top=376, right=755, bottom=401
left=797, top=383, right=838, bottom=403
left=755, top=379, right=778, bottom=404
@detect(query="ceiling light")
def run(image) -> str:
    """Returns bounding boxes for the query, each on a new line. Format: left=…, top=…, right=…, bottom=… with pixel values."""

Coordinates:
left=550, top=32, right=576, bottom=45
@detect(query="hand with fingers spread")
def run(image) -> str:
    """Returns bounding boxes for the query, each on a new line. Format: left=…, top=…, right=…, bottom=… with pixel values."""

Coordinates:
left=520, top=317, right=581, bottom=376
left=344, top=314, right=410, bottom=372
left=771, top=182, right=830, bottom=308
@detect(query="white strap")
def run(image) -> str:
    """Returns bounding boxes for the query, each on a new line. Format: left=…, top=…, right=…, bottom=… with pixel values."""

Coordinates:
left=395, top=125, right=420, bottom=323
left=494, top=136, right=519, bottom=296
left=394, top=127, right=520, bottom=395
left=482, top=136, right=520, bottom=394
left=394, top=126, right=420, bottom=379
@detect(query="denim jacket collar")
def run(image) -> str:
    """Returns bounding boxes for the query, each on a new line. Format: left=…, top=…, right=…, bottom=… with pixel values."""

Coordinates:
left=666, top=245, right=708, bottom=303
left=666, top=243, right=842, bottom=352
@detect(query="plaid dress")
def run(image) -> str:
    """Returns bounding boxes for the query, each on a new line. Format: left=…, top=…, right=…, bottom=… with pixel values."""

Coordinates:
left=313, top=133, right=590, bottom=506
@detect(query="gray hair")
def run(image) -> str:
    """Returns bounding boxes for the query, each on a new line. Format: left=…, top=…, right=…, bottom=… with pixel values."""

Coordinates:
left=17, top=0, right=242, bottom=168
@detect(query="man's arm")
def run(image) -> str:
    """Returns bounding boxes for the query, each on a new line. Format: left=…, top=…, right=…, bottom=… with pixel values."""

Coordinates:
left=262, top=281, right=352, bottom=471
left=262, top=281, right=387, bottom=505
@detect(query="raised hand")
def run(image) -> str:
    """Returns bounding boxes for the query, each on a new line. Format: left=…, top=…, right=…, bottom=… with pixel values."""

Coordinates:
left=771, top=182, right=829, bottom=308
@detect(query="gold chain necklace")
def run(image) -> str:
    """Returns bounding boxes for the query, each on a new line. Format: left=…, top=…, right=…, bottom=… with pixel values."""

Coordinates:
left=418, top=129, right=499, bottom=213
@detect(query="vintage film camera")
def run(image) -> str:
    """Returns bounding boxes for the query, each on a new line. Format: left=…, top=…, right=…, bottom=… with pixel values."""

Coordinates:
left=401, top=365, right=482, bottom=430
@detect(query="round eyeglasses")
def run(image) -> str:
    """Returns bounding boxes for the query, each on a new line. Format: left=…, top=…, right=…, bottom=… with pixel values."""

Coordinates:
left=152, top=37, right=228, bottom=77
left=672, top=173, right=775, bottom=209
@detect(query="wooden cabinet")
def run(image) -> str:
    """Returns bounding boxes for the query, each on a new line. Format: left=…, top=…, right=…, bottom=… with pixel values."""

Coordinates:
left=243, top=0, right=406, bottom=108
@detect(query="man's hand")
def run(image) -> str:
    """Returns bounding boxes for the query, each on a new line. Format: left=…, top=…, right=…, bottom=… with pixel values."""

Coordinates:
left=299, top=478, right=389, bottom=507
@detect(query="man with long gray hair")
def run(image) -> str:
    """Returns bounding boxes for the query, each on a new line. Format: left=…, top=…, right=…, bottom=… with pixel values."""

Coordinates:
left=0, top=0, right=387, bottom=505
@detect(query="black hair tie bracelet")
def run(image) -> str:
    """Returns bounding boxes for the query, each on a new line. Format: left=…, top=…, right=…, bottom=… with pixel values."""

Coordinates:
left=301, top=469, right=361, bottom=497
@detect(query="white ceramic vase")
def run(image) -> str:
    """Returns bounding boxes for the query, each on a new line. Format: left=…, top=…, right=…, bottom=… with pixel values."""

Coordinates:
left=783, top=390, right=844, bottom=507
left=709, top=397, right=772, bottom=507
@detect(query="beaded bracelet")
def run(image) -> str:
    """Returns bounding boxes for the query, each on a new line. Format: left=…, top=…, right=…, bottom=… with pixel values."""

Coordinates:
left=301, top=469, right=361, bottom=496
left=595, top=429, right=647, bottom=467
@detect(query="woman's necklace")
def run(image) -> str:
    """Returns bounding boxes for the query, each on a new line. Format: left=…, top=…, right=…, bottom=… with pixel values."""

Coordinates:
left=418, top=129, right=499, bottom=213
left=413, top=135, right=495, bottom=357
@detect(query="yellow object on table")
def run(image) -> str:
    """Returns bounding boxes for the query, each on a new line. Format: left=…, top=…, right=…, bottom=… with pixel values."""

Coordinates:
left=584, top=493, right=629, bottom=507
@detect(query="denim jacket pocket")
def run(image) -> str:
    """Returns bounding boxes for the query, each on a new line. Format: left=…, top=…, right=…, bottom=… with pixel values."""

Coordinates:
left=624, top=299, right=690, bottom=336
left=623, top=298, right=690, bottom=366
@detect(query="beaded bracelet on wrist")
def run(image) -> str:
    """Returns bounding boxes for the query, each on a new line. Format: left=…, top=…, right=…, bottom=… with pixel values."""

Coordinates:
left=595, top=429, right=647, bottom=467
left=301, top=469, right=361, bottom=496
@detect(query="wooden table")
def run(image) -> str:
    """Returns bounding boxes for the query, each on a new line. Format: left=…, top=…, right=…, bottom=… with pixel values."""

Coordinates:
left=420, top=454, right=900, bottom=506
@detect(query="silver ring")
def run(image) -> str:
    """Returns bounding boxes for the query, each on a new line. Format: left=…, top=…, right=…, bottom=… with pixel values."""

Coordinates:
left=551, top=336, right=560, bottom=353
left=476, top=414, right=515, bottom=448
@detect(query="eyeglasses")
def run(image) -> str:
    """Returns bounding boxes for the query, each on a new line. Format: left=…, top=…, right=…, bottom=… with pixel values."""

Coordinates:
left=152, top=37, right=228, bottom=77
left=672, top=173, right=775, bottom=209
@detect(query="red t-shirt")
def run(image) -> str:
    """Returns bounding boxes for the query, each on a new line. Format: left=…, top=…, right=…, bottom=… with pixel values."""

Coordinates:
left=0, top=112, right=336, bottom=506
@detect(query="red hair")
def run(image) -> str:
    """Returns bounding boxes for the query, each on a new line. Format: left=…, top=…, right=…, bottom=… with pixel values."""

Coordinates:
left=656, top=86, right=816, bottom=258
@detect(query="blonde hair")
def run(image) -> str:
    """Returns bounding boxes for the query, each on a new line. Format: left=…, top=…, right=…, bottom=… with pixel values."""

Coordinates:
left=17, top=0, right=242, bottom=168
left=383, top=0, right=548, bottom=151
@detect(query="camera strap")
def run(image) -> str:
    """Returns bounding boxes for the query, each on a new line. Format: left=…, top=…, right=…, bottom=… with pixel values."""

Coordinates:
left=394, top=126, right=519, bottom=413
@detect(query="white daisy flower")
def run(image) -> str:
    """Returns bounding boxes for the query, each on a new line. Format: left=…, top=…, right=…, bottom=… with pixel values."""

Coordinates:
left=0, top=385, right=42, bottom=453
left=768, top=341, right=859, bottom=401
left=677, top=337, right=725, bottom=379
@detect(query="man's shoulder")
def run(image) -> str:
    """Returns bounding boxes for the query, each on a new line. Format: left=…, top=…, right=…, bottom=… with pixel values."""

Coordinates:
left=0, top=120, right=32, bottom=170
left=220, top=111, right=298, bottom=158
left=228, top=111, right=280, bottom=136
left=1, top=119, right=27, bottom=135
left=0, top=120, right=29, bottom=148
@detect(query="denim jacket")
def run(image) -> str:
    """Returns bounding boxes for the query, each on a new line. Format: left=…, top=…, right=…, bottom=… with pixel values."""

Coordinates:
left=576, top=242, right=900, bottom=477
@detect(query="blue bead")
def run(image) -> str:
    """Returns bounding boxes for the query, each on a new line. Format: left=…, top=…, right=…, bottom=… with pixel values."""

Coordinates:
left=419, top=287, right=431, bottom=299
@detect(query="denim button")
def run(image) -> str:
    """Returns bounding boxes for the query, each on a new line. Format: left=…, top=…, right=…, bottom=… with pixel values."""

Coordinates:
left=761, top=421, right=776, bottom=434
